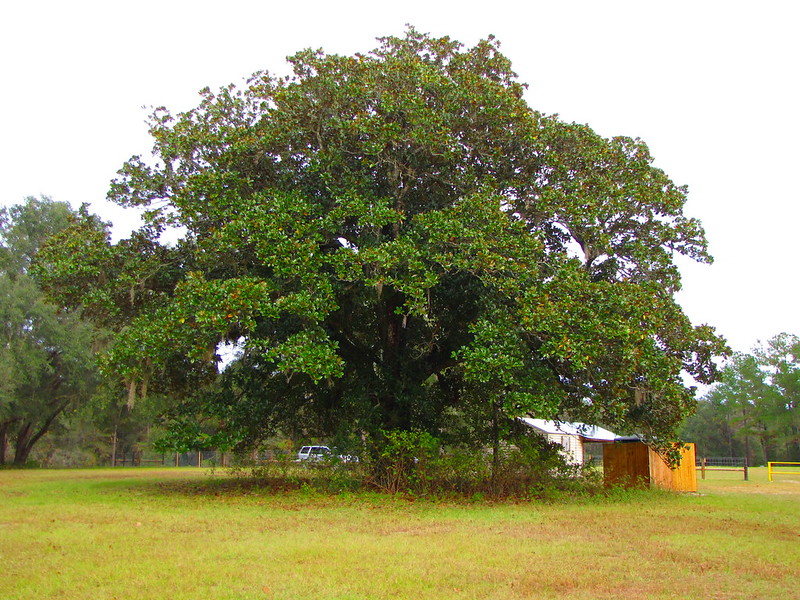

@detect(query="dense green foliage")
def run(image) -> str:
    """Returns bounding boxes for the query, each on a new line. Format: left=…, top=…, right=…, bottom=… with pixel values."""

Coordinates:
left=681, top=333, right=800, bottom=464
left=0, top=197, right=98, bottom=465
left=36, top=29, right=726, bottom=457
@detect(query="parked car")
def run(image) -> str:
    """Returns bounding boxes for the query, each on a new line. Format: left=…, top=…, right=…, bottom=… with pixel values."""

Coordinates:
left=297, top=445, right=359, bottom=463
left=297, top=445, right=332, bottom=461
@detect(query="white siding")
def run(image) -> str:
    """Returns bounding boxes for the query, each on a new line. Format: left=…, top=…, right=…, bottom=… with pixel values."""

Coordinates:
left=548, top=433, right=584, bottom=465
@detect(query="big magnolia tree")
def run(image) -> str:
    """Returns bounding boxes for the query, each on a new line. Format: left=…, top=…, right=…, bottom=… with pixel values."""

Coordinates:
left=37, top=29, right=726, bottom=455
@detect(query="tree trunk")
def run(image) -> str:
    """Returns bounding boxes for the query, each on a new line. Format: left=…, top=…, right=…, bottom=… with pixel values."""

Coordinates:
left=744, top=434, right=752, bottom=468
left=376, top=288, right=411, bottom=432
left=790, top=425, right=800, bottom=462
left=13, top=422, right=34, bottom=466
left=0, top=421, right=11, bottom=465
left=725, top=420, right=734, bottom=456
left=111, top=428, right=118, bottom=467
left=11, top=400, right=71, bottom=466
left=491, top=401, right=500, bottom=496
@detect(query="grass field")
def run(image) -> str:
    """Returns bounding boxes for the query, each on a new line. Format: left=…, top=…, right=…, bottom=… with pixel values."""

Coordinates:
left=1, top=466, right=798, bottom=599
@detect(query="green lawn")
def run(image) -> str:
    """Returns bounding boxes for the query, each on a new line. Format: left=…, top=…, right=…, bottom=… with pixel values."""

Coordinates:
left=1, top=467, right=798, bottom=599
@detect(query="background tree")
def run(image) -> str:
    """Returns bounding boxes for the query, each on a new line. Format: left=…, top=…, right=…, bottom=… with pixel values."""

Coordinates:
left=0, top=197, right=98, bottom=465
left=757, top=333, right=800, bottom=460
left=679, top=394, right=745, bottom=458
left=37, top=29, right=726, bottom=460
left=681, top=333, right=800, bottom=464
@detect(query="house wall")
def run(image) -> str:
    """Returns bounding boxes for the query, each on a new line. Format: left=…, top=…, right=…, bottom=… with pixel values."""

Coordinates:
left=547, top=433, right=584, bottom=465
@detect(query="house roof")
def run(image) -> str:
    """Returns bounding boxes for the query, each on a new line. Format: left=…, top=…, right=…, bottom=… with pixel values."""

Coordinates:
left=518, top=418, right=617, bottom=442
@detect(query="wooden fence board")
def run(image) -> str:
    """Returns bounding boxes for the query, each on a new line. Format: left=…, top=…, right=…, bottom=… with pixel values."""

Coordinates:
left=604, top=442, right=697, bottom=492
left=603, top=442, right=650, bottom=487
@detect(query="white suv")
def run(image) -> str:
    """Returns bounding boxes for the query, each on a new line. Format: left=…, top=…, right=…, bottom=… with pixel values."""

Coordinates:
left=296, top=445, right=359, bottom=463
left=297, top=445, right=332, bottom=461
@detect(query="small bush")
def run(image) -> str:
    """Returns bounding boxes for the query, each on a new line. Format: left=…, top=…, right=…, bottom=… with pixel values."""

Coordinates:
left=359, top=429, right=598, bottom=499
left=365, top=430, right=440, bottom=494
left=226, top=431, right=603, bottom=501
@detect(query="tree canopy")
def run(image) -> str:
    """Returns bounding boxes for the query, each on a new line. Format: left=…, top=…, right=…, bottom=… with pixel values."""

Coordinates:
left=36, top=29, right=726, bottom=455
left=1, top=197, right=98, bottom=465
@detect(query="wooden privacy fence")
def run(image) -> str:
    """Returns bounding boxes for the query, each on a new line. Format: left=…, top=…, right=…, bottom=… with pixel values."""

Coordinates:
left=767, top=461, right=800, bottom=481
left=604, top=441, right=697, bottom=492
left=696, top=456, right=748, bottom=481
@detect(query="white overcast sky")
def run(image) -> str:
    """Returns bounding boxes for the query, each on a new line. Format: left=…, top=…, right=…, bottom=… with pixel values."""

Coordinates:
left=1, top=0, right=797, bottom=354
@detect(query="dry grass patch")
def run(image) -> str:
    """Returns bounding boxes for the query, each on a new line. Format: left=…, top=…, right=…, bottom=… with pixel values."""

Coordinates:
left=1, top=467, right=798, bottom=599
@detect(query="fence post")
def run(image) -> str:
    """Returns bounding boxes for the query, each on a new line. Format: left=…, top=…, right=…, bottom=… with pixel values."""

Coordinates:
left=743, top=457, right=748, bottom=481
left=768, top=462, right=773, bottom=482
left=701, top=457, right=706, bottom=480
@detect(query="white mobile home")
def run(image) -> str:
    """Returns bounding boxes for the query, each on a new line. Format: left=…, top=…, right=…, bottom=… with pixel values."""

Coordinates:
left=518, top=418, right=616, bottom=466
